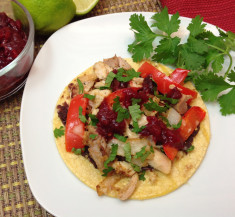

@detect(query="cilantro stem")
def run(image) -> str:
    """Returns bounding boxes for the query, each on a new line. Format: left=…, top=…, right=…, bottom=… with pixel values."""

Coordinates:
left=206, top=43, right=233, bottom=78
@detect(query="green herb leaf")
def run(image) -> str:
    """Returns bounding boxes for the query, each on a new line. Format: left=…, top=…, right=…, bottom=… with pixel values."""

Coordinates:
left=124, top=143, right=131, bottom=162
left=129, top=104, right=142, bottom=122
left=134, top=146, right=146, bottom=159
left=72, top=147, right=84, bottom=155
left=128, top=13, right=157, bottom=62
left=79, top=106, right=87, bottom=123
left=89, top=134, right=97, bottom=140
left=131, top=163, right=141, bottom=172
left=116, top=68, right=141, bottom=82
left=53, top=126, right=65, bottom=138
left=99, top=86, right=111, bottom=90
left=113, top=97, right=130, bottom=122
left=195, top=73, right=232, bottom=101
left=186, top=145, right=195, bottom=152
left=102, top=166, right=114, bottom=177
left=212, top=55, right=224, bottom=73
left=88, top=114, right=99, bottom=126
left=144, top=98, right=167, bottom=112
left=77, top=78, right=84, bottom=94
left=228, top=68, right=235, bottom=82
left=132, top=121, right=146, bottom=133
left=114, top=134, right=127, bottom=142
left=131, top=98, right=141, bottom=105
left=172, top=120, right=182, bottom=129
left=155, top=93, right=179, bottom=104
left=105, top=71, right=116, bottom=87
left=218, top=87, right=235, bottom=115
left=187, top=15, right=206, bottom=37
left=151, top=7, right=180, bottom=36
left=104, top=144, right=118, bottom=168
left=84, top=94, right=95, bottom=100
left=139, top=170, right=146, bottom=181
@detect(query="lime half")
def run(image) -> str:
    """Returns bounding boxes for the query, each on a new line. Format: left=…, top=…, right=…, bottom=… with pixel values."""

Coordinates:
left=73, top=0, right=99, bottom=15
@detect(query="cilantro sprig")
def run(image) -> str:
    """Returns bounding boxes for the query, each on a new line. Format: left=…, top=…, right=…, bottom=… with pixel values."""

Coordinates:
left=128, top=7, right=235, bottom=115
left=53, top=126, right=65, bottom=138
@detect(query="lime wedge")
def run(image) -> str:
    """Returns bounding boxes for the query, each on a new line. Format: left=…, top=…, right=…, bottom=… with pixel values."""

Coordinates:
left=73, top=0, right=99, bottom=15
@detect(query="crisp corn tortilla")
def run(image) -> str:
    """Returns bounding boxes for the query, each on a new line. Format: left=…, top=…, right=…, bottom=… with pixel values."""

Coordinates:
left=53, top=58, right=210, bottom=200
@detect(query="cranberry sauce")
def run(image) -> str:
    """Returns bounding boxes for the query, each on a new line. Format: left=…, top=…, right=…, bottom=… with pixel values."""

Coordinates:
left=97, top=100, right=126, bottom=140
left=57, top=102, right=69, bottom=126
left=167, top=87, right=182, bottom=99
left=0, top=12, right=27, bottom=70
left=140, top=116, right=184, bottom=150
left=110, top=78, right=128, bottom=92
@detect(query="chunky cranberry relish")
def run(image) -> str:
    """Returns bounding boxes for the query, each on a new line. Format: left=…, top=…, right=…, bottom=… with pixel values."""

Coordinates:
left=0, top=12, right=27, bottom=70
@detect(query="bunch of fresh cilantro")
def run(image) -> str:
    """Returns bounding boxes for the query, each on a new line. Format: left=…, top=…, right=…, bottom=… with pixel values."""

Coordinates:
left=128, top=7, right=235, bottom=115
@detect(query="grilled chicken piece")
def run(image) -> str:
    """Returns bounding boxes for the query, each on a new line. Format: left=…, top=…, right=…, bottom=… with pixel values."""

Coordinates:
left=96, top=174, right=121, bottom=196
left=147, top=148, right=171, bottom=174
left=118, top=173, right=138, bottom=200
left=103, top=55, right=119, bottom=69
left=130, top=77, right=144, bottom=88
left=117, top=57, right=132, bottom=70
left=112, top=161, right=135, bottom=177
left=93, top=61, right=112, bottom=80
left=88, top=89, right=111, bottom=109
left=174, top=94, right=192, bottom=114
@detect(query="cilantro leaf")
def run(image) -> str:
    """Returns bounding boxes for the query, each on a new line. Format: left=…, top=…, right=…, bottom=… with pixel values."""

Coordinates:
left=89, top=134, right=97, bottom=140
left=152, top=37, right=180, bottom=64
left=114, top=133, right=127, bottom=142
left=172, top=120, right=182, bottom=129
left=72, top=147, right=84, bottom=155
left=78, top=106, right=87, bottom=123
left=139, top=171, right=146, bottom=181
left=105, top=71, right=116, bottom=87
left=132, top=121, right=146, bottom=133
left=53, top=126, right=65, bottom=138
left=187, top=37, right=208, bottom=55
left=218, top=87, right=235, bottom=115
left=212, top=55, right=224, bottom=73
left=195, top=73, right=232, bottom=101
left=131, top=98, right=141, bottom=105
left=187, top=15, right=206, bottom=37
left=84, top=94, right=95, bottom=100
left=102, top=166, right=114, bottom=177
left=128, top=13, right=157, bottom=61
left=116, top=68, right=141, bottom=82
left=131, top=163, right=141, bottom=172
left=124, top=143, right=131, bottom=162
left=151, top=7, right=180, bottom=35
left=155, top=93, right=179, bottom=104
left=228, top=69, right=235, bottom=82
left=77, top=78, right=84, bottom=94
left=88, top=114, right=99, bottom=126
left=186, top=145, right=194, bottom=152
left=134, top=146, right=146, bottom=159
left=128, top=104, right=142, bottom=122
left=144, top=98, right=167, bottom=112
left=104, top=144, right=118, bottom=168
left=113, top=97, right=130, bottom=122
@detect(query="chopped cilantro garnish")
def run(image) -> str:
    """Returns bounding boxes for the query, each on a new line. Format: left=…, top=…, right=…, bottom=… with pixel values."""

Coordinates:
left=77, top=78, right=84, bottom=94
left=132, top=121, right=146, bottom=133
left=102, top=166, right=114, bottom=176
left=89, top=134, right=97, bottom=140
left=144, top=98, right=167, bottom=112
left=139, top=171, right=146, bottom=181
left=134, top=146, right=146, bottom=159
left=131, top=163, right=141, bottom=172
left=99, top=86, right=111, bottom=90
left=88, top=114, right=99, bottom=126
left=113, top=97, right=130, bottom=122
left=134, top=146, right=152, bottom=162
left=172, top=120, right=182, bottom=129
left=105, top=71, right=116, bottom=87
left=128, top=104, right=142, bottom=122
left=53, top=126, right=65, bottom=138
left=78, top=106, right=87, bottom=123
left=131, top=98, right=141, bottom=105
left=186, top=145, right=195, bottom=152
left=72, top=147, right=84, bottom=155
left=124, top=143, right=131, bottom=162
left=104, top=144, right=118, bottom=168
left=114, top=133, right=127, bottom=142
left=84, top=94, right=95, bottom=100
left=155, top=93, right=179, bottom=104
left=115, top=68, right=141, bottom=82
left=150, top=146, right=154, bottom=153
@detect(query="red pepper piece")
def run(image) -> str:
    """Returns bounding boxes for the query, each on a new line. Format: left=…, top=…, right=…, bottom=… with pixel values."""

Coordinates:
left=138, top=62, right=197, bottom=100
left=163, top=144, right=178, bottom=161
left=65, top=94, right=88, bottom=152
left=105, top=89, right=125, bottom=107
left=179, top=106, right=206, bottom=141
left=169, top=68, right=190, bottom=85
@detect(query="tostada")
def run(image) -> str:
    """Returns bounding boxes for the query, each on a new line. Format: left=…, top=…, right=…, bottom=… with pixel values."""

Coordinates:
left=53, top=55, right=210, bottom=200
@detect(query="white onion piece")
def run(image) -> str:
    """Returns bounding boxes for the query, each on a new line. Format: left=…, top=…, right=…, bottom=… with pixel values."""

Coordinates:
left=167, top=107, right=181, bottom=126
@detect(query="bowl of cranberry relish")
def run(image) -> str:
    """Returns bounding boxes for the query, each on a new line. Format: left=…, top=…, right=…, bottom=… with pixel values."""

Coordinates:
left=0, top=0, right=34, bottom=100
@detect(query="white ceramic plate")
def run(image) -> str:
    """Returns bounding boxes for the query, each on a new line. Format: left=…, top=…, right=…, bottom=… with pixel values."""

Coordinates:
left=20, top=12, right=235, bottom=217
